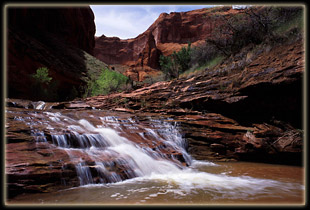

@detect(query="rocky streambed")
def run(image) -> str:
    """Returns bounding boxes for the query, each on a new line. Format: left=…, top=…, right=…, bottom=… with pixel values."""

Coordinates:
left=5, top=39, right=304, bottom=203
left=81, top=39, right=304, bottom=165
left=5, top=96, right=303, bottom=200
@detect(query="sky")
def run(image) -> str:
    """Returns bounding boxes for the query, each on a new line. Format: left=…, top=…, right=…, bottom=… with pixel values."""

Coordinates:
left=90, top=5, right=215, bottom=39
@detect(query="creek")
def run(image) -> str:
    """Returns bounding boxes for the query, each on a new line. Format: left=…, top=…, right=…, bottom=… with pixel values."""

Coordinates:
left=5, top=101, right=304, bottom=205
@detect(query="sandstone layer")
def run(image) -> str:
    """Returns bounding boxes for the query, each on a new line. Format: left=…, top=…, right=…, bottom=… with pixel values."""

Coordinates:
left=6, top=103, right=188, bottom=198
left=85, top=38, right=304, bottom=165
left=5, top=6, right=304, bottom=200
left=5, top=38, right=304, bottom=199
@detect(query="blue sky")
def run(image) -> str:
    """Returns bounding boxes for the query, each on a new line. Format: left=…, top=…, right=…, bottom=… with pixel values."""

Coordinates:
left=90, top=5, right=215, bottom=39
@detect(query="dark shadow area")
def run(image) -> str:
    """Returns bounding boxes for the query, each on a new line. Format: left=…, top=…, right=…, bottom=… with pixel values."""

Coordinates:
left=6, top=7, right=95, bottom=102
left=180, top=79, right=303, bottom=129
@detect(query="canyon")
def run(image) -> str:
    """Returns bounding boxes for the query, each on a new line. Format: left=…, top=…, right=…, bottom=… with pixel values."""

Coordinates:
left=94, top=7, right=241, bottom=81
left=84, top=37, right=304, bottom=164
left=5, top=5, right=304, bottom=203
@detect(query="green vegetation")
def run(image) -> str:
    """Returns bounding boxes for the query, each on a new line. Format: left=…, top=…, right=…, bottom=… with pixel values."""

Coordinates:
left=81, top=51, right=133, bottom=98
left=273, top=7, right=303, bottom=35
left=181, top=55, right=224, bottom=78
left=83, top=67, right=129, bottom=97
left=30, top=67, right=60, bottom=101
left=180, top=6, right=304, bottom=79
left=32, top=67, right=52, bottom=85
left=204, top=56, right=224, bottom=69
left=159, top=43, right=191, bottom=79
left=29, top=7, right=304, bottom=101
left=206, top=6, right=303, bottom=56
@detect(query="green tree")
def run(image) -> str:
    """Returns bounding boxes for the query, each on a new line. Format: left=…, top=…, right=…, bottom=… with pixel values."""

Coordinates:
left=32, top=67, right=52, bottom=85
left=159, top=54, right=173, bottom=79
left=31, top=67, right=55, bottom=100
left=176, top=42, right=191, bottom=72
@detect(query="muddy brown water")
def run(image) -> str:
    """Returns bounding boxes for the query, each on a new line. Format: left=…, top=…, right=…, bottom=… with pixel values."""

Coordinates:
left=5, top=103, right=305, bottom=206
left=7, top=161, right=304, bottom=205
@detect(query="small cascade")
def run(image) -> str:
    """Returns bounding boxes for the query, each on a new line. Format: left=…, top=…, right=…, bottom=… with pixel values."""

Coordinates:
left=6, top=98, right=57, bottom=110
left=31, top=101, right=46, bottom=110
left=6, top=102, right=305, bottom=202
left=17, top=109, right=192, bottom=186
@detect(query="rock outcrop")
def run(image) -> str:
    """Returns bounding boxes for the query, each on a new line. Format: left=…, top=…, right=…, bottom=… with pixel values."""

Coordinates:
left=5, top=6, right=304, bottom=200
left=7, top=7, right=97, bottom=101
left=94, top=7, right=242, bottom=81
left=5, top=38, right=304, bottom=199
left=85, top=38, right=304, bottom=165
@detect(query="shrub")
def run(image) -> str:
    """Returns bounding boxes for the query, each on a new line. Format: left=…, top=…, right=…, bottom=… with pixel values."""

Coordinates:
left=205, top=6, right=303, bottom=57
left=30, top=67, right=58, bottom=101
left=159, top=43, right=191, bottom=79
left=32, top=67, right=52, bottom=85
left=159, top=54, right=174, bottom=79
left=83, top=67, right=129, bottom=97
left=175, top=43, right=191, bottom=73
left=190, top=43, right=218, bottom=67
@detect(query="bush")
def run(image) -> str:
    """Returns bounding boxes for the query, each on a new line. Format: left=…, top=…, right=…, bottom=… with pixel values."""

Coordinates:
left=159, top=54, right=174, bottom=79
left=189, top=43, right=218, bottom=67
left=32, top=67, right=52, bottom=85
left=182, top=6, right=304, bottom=79
left=30, top=67, right=59, bottom=101
left=159, top=43, right=191, bottom=79
left=175, top=43, right=191, bottom=73
left=83, top=67, right=129, bottom=97
left=205, top=6, right=303, bottom=57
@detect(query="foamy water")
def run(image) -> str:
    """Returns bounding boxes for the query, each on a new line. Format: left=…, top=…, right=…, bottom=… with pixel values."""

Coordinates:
left=6, top=108, right=305, bottom=205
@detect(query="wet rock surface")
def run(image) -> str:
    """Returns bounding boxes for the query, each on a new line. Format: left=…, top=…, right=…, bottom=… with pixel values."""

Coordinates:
left=5, top=96, right=303, bottom=199
left=83, top=39, right=304, bottom=165
left=5, top=106, right=190, bottom=198
left=5, top=6, right=304, bottom=202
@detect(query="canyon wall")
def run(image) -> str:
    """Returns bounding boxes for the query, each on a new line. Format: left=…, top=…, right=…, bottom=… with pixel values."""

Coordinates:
left=86, top=37, right=304, bottom=164
left=7, top=7, right=96, bottom=101
left=8, top=7, right=96, bottom=55
left=94, top=7, right=239, bottom=81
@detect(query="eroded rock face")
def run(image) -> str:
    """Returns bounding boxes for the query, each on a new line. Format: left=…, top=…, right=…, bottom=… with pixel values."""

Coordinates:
left=84, top=39, right=304, bottom=165
left=6, top=36, right=304, bottom=197
left=94, top=7, right=242, bottom=81
left=7, top=7, right=96, bottom=101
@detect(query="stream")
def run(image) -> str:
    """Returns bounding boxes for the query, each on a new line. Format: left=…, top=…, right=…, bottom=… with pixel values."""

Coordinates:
left=5, top=101, right=305, bottom=205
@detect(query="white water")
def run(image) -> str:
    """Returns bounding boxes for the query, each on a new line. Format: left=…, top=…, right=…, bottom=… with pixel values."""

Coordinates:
left=41, top=111, right=190, bottom=185
left=9, top=109, right=305, bottom=203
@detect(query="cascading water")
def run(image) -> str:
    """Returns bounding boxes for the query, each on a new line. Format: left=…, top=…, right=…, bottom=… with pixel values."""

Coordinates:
left=6, top=104, right=305, bottom=204
left=27, top=110, right=192, bottom=185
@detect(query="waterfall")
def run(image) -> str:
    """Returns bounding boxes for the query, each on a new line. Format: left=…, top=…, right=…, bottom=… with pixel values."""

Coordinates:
left=39, top=111, right=191, bottom=185
left=7, top=106, right=304, bottom=203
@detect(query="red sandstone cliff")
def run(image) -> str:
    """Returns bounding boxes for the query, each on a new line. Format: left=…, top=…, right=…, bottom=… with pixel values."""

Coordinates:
left=8, top=7, right=95, bottom=55
left=87, top=38, right=304, bottom=164
left=94, top=7, right=241, bottom=81
left=7, top=7, right=96, bottom=101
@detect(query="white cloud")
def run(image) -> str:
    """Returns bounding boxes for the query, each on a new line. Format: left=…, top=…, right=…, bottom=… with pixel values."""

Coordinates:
left=90, top=5, right=213, bottom=39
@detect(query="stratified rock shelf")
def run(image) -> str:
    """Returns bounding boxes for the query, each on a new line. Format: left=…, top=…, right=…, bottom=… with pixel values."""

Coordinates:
left=85, top=38, right=304, bottom=165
